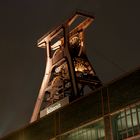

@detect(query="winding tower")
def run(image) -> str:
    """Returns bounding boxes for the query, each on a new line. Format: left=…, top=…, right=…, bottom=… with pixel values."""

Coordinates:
left=30, top=11, right=102, bottom=123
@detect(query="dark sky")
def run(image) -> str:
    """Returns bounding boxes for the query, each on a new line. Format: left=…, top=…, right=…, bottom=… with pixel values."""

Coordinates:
left=0, top=0, right=140, bottom=137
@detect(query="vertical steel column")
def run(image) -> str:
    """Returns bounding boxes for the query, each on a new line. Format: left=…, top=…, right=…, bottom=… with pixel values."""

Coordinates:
left=63, top=25, right=79, bottom=97
left=102, top=87, right=113, bottom=140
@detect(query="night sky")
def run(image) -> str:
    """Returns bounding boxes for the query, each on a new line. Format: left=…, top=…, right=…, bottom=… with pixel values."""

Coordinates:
left=0, top=0, right=140, bottom=137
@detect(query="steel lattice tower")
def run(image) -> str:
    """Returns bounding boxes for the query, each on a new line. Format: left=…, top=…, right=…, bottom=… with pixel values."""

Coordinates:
left=30, top=11, right=102, bottom=123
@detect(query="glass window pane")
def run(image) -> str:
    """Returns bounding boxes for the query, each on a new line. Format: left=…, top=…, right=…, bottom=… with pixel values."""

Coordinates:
left=112, top=106, right=140, bottom=140
left=61, top=120, right=105, bottom=140
left=126, top=109, right=130, bottom=115
left=127, top=115, right=132, bottom=128
left=117, top=119, right=122, bottom=131
left=132, top=113, right=138, bottom=126
left=121, top=117, right=127, bottom=130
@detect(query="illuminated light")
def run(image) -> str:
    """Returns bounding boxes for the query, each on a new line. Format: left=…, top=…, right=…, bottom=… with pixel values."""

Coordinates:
left=47, top=103, right=61, bottom=114
left=40, top=103, right=61, bottom=118
left=70, top=36, right=79, bottom=45
left=75, top=68, right=78, bottom=71
left=78, top=66, right=85, bottom=72
left=55, top=67, right=61, bottom=73
left=40, top=97, right=69, bottom=118
left=75, top=64, right=86, bottom=72
left=38, top=42, right=46, bottom=48
left=51, top=45, right=60, bottom=51
left=81, top=41, right=84, bottom=47
left=51, top=40, right=61, bottom=50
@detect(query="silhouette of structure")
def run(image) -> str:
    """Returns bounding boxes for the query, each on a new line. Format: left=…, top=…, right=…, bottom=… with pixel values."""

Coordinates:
left=30, top=11, right=102, bottom=122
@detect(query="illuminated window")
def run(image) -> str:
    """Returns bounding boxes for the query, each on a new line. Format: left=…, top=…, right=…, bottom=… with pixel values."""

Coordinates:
left=112, top=104, right=140, bottom=140
left=61, top=119, right=105, bottom=140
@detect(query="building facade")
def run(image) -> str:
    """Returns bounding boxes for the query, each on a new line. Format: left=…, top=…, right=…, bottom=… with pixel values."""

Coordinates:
left=1, top=68, right=140, bottom=140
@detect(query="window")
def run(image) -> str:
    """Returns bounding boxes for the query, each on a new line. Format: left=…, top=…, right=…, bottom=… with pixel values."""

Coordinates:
left=60, top=119, right=105, bottom=140
left=112, top=104, right=140, bottom=140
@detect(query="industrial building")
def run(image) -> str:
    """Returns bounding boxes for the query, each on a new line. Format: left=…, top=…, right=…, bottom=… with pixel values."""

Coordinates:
left=1, top=11, right=140, bottom=140
left=0, top=67, right=140, bottom=140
